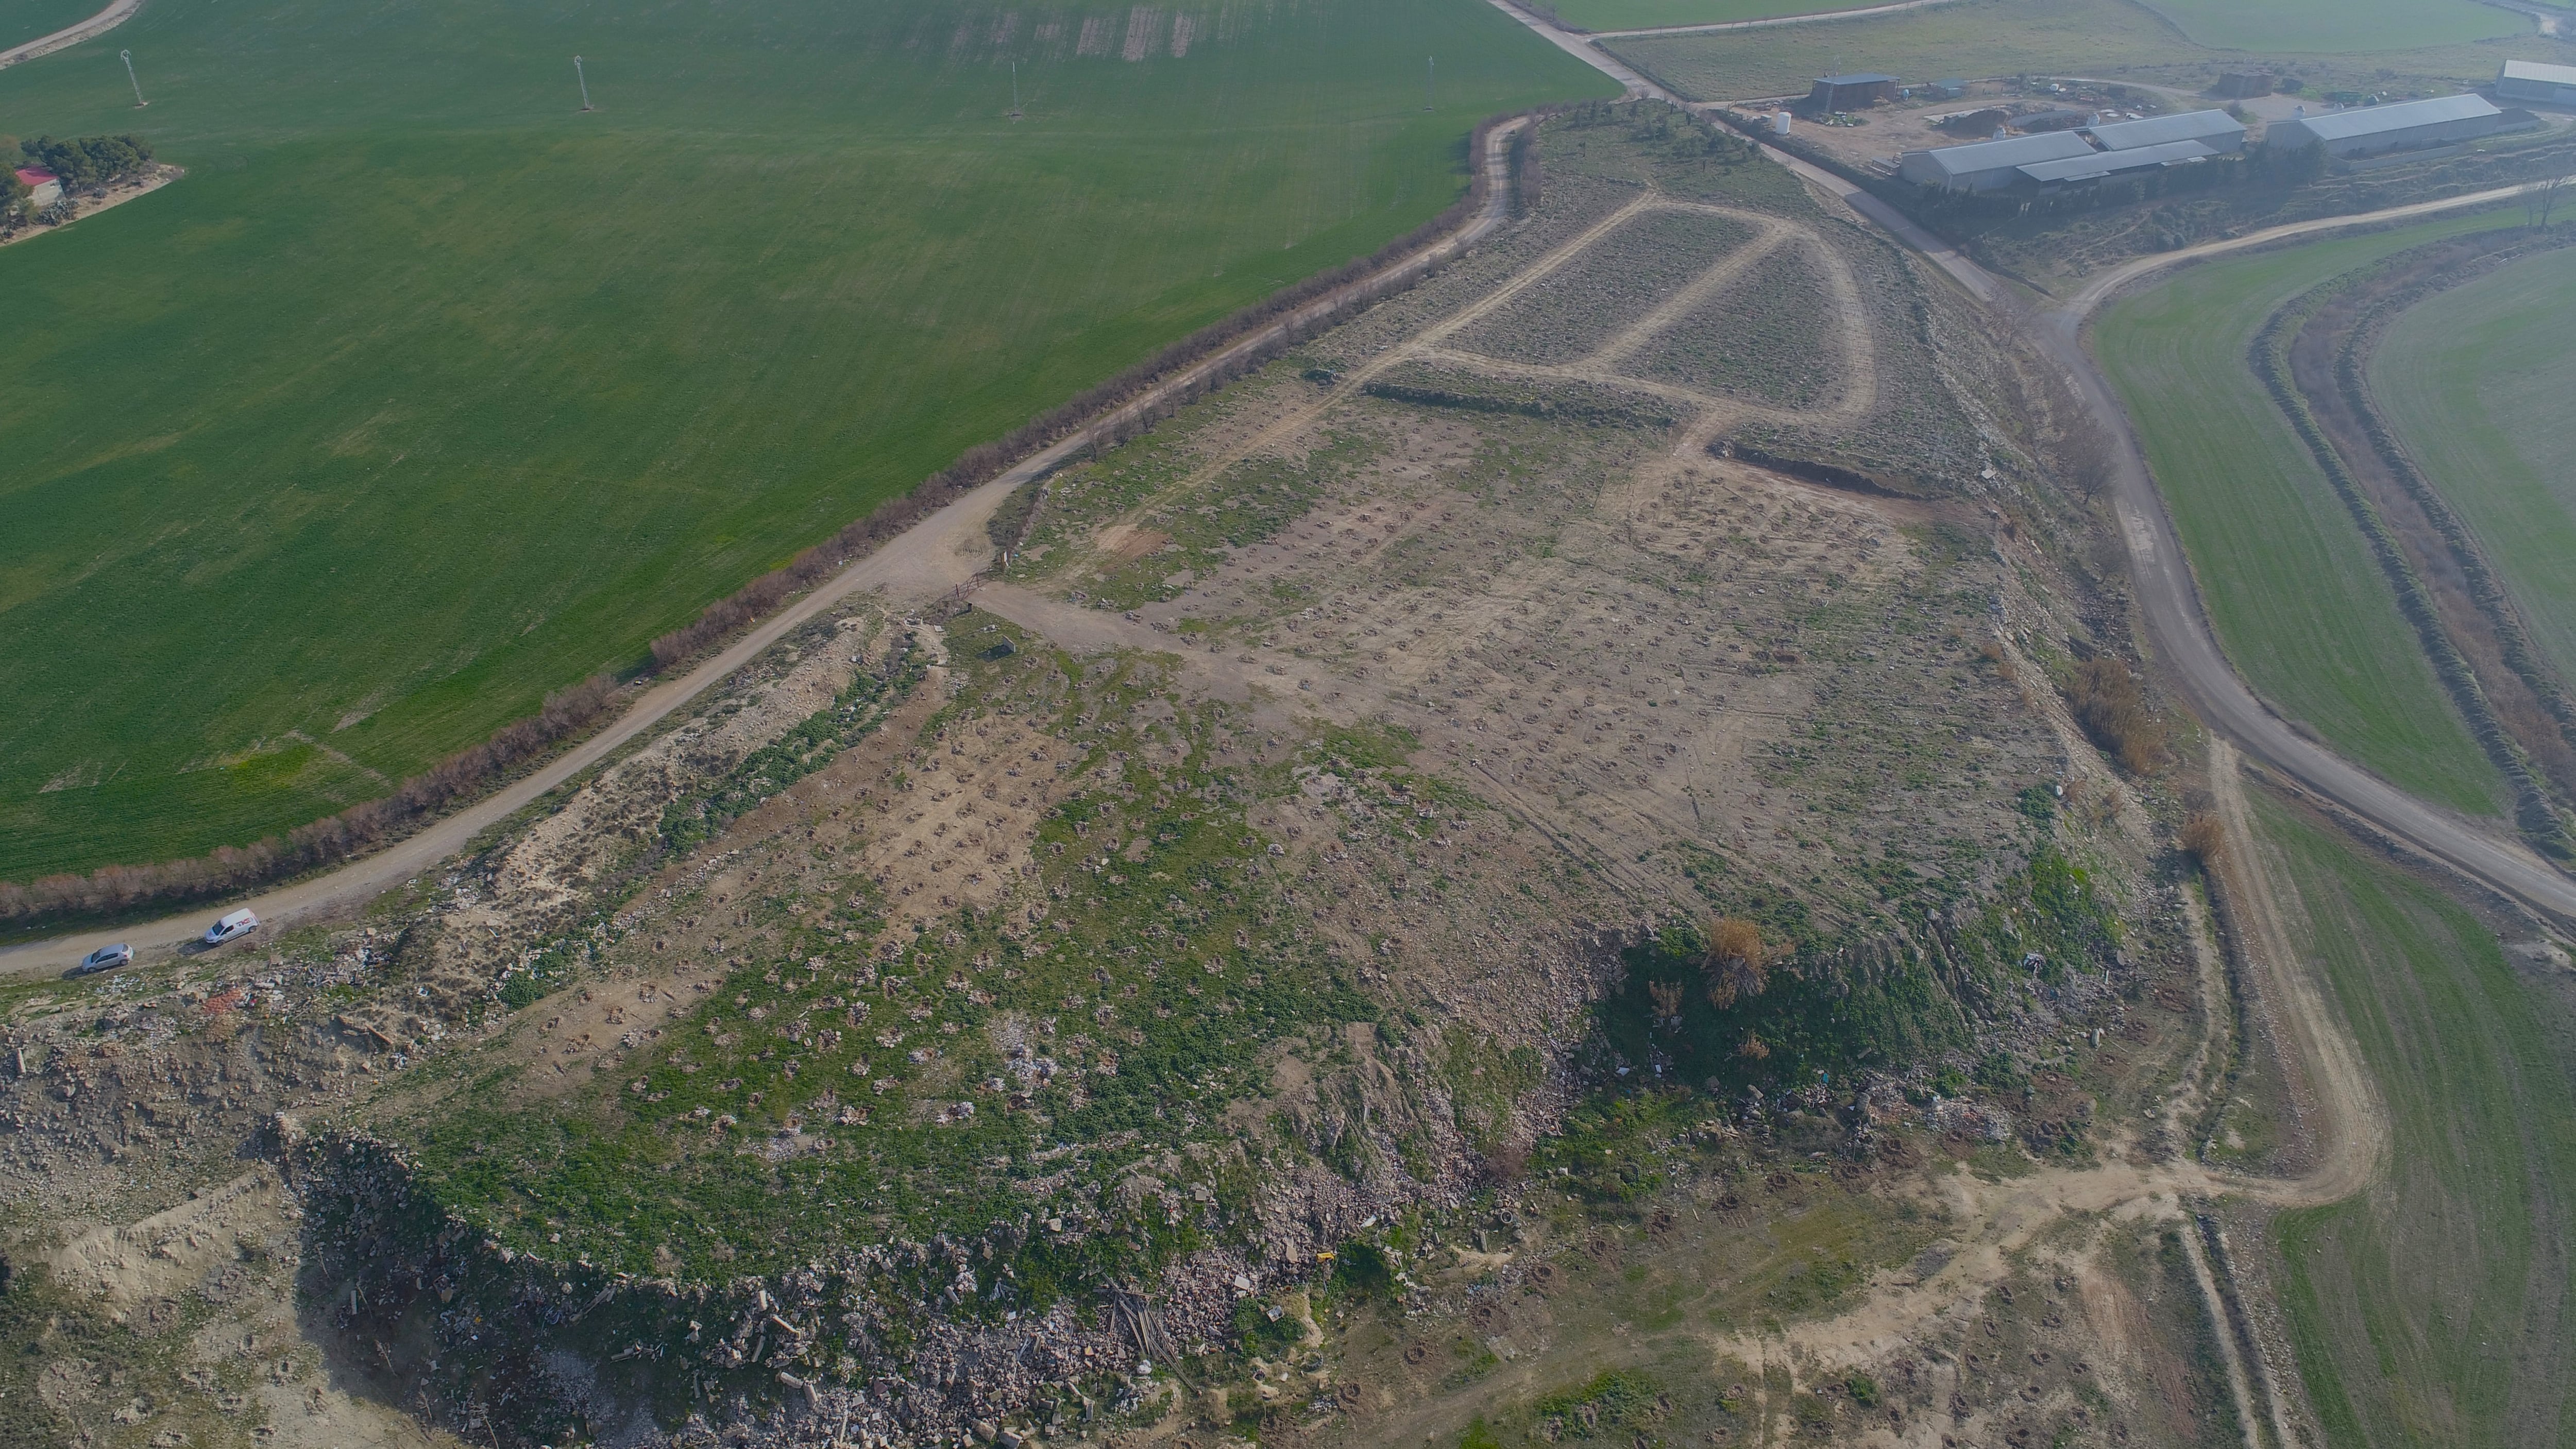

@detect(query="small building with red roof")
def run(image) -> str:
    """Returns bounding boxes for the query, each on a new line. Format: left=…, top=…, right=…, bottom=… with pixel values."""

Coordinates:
left=13, top=167, right=60, bottom=208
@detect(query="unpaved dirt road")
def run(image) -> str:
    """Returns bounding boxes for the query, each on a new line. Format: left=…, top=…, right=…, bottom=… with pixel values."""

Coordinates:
left=0, top=0, right=143, bottom=67
left=1575, top=0, right=1963, bottom=41
left=0, top=118, right=1534, bottom=980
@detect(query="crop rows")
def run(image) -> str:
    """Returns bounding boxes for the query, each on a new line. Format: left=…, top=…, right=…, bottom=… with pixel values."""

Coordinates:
left=1622, top=242, right=1842, bottom=409
left=1449, top=209, right=1757, bottom=366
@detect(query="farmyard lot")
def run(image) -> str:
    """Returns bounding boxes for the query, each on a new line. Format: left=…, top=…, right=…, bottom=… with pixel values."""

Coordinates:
left=0, top=0, right=1614, bottom=883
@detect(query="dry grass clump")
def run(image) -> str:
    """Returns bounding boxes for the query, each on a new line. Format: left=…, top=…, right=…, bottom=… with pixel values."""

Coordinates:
left=2067, top=657, right=2166, bottom=774
left=2179, top=812, right=2228, bottom=867
left=1702, top=917, right=1770, bottom=1007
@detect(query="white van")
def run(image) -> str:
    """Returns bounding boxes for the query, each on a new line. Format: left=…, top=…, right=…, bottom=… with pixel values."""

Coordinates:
left=204, top=909, right=259, bottom=946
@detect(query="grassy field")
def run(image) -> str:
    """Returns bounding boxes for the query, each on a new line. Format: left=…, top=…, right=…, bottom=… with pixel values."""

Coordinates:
left=2370, top=246, right=2576, bottom=692
left=1, top=0, right=100, bottom=50
left=2095, top=216, right=2515, bottom=819
left=2256, top=795, right=2576, bottom=1447
left=1543, top=0, right=1909, bottom=32
left=0, top=0, right=1615, bottom=883
left=2137, top=0, right=2521, bottom=53
left=1605, top=0, right=2573, bottom=101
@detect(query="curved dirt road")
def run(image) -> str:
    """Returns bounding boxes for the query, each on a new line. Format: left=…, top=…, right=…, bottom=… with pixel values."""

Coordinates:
left=0, top=117, right=1534, bottom=980
left=1, top=0, right=144, bottom=69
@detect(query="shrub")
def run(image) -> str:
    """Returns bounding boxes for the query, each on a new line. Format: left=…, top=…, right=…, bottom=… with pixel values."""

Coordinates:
left=2180, top=812, right=2228, bottom=867
left=2066, top=657, right=2166, bottom=774
left=1702, top=916, right=1768, bottom=1007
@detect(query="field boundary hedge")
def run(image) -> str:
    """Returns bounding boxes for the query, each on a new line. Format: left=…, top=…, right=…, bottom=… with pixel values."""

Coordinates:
left=2333, top=228, right=2576, bottom=768
left=2250, top=271, right=2573, bottom=859
left=1, top=109, right=1540, bottom=932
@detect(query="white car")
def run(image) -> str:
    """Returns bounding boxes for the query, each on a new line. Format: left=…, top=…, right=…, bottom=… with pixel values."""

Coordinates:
left=203, top=909, right=259, bottom=946
left=70, top=943, right=133, bottom=977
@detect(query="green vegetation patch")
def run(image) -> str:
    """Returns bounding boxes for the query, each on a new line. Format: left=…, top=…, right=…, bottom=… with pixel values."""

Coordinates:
left=2095, top=214, right=2515, bottom=817
left=389, top=638, right=1389, bottom=1291
left=1596, top=846, right=2117, bottom=1100
left=2134, top=0, right=2520, bottom=53
left=2256, top=796, right=2576, bottom=1447
left=0, top=0, right=1615, bottom=882
left=2371, top=245, right=2576, bottom=690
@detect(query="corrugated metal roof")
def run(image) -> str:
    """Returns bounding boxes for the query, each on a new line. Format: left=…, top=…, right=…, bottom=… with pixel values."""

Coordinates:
left=2501, top=59, right=2576, bottom=87
left=2089, top=109, right=2245, bottom=151
left=1908, top=130, right=2095, bottom=176
left=2283, top=93, right=2500, bottom=142
left=2018, top=139, right=2216, bottom=182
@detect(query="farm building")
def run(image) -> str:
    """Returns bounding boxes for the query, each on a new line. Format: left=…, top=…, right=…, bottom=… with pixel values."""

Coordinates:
left=2264, top=93, right=2512, bottom=157
left=13, top=167, right=59, bottom=208
left=1805, top=73, right=1899, bottom=111
left=2497, top=59, right=2576, bottom=107
left=2015, top=139, right=2218, bottom=189
left=2089, top=109, right=2246, bottom=154
left=2212, top=72, right=2277, bottom=99
left=1897, top=130, right=2095, bottom=192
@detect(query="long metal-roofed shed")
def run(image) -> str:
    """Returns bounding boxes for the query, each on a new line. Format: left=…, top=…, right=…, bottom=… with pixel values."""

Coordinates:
left=1897, top=130, right=2094, bottom=193
left=2264, top=93, right=2510, bottom=157
left=2088, top=109, right=2246, bottom=153
left=2498, top=59, right=2576, bottom=107
left=2017, top=139, right=2216, bottom=187
left=1806, top=73, right=1899, bottom=111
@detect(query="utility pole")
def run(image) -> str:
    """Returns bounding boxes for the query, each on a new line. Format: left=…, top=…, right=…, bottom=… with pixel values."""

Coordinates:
left=1426, top=55, right=1435, bottom=112
left=573, top=55, right=594, bottom=112
left=1010, top=60, right=1022, bottom=120
left=121, top=49, right=147, bottom=108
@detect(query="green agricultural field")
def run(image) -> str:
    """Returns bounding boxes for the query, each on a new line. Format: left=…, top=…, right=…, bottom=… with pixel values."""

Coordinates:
left=0, top=0, right=1614, bottom=884
left=2137, top=0, right=2521, bottom=53
left=2095, top=214, right=2514, bottom=818
left=2371, top=246, right=2576, bottom=692
left=2257, top=796, right=2576, bottom=1448
left=1541, top=0, right=1903, bottom=33
left=1605, top=0, right=2569, bottom=102
left=1, top=0, right=100, bottom=50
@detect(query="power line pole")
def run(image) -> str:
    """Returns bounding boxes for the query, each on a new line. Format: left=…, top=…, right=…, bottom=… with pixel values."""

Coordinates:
left=121, top=49, right=147, bottom=108
left=573, top=55, right=594, bottom=112
left=1426, top=55, right=1435, bottom=112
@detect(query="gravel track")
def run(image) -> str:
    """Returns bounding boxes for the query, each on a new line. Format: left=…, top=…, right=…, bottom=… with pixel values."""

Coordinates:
left=0, top=0, right=143, bottom=69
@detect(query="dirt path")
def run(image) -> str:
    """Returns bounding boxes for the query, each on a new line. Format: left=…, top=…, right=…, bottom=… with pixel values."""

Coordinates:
left=2205, top=740, right=2388, bottom=1205
left=0, top=117, right=1537, bottom=981
left=1509, top=0, right=1964, bottom=44
left=0, top=0, right=143, bottom=68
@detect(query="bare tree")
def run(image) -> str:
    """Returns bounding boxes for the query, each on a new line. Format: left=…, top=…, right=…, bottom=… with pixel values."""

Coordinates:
left=2526, top=171, right=2568, bottom=231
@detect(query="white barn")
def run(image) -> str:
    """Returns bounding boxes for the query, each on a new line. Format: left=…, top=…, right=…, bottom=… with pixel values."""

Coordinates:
left=2264, top=94, right=2511, bottom=158
left=2497, top=59, right=2576, bottom=108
